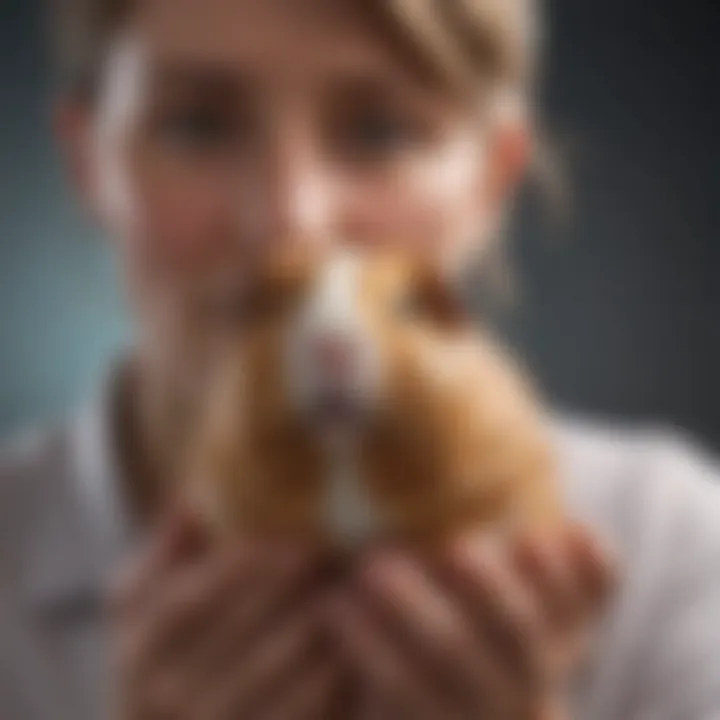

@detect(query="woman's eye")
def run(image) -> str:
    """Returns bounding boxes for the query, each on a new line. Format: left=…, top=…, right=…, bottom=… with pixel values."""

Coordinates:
left=157, top=109, right=238, bottom=151
left=356, top=115, right=407, bottom=148
left=337, top=110, right=418, bottom=159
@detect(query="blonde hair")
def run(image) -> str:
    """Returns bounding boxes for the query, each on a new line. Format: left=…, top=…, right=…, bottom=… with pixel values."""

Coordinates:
left=381, top=0, right=539, bottom=95
left=375, top=0, right=557, bottom=302
left=53, top=0, right=539, bottom=99
left=374, top=0, right=562, bottom=227
left=376, top=0, right=558, bottom=194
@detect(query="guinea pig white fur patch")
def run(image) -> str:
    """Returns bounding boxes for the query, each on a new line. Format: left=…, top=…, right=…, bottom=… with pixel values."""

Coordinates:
left=323, top=435, right=381, bottom=545
left=285, top=249, right=380, bottom=413
left=285, top=249, right=382, bottom=544
left=301, top=249, right=363, bottom=335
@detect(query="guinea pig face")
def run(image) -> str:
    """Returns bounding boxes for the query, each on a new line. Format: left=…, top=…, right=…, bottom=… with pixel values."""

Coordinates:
left=223, top=244, right=465, bottom=443
left=284, top=248, right=465, bottom=439
left=195, top=247, right=491, bottom=545
left=285, top=250, right=382, bottom=439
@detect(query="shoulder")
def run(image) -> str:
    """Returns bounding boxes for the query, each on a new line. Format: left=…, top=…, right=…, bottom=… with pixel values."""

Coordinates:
left=553, top=417, right=720, bottom=716
left=552, top=414, right=720, bottom=596
left=551, top=414, right=720, bottom=543
left=0, top=424, right=74, bottom=519
left=0, top=421, right=78, bottom=504
left=0, top=423, right=82, bottom=587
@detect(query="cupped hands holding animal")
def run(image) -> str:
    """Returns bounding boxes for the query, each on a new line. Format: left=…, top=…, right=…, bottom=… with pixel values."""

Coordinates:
left=110, top=499, right=615, bottom=720
left=110, top=502, right=339, bottom=720
left=326, top=523, right=617, bottom=720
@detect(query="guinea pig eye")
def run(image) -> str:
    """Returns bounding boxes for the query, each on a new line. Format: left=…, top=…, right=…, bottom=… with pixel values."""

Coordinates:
left=239, top=288, right=278, bottom=325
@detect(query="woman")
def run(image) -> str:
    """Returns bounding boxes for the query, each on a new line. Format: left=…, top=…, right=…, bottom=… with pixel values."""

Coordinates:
left=1, top=1, right=718, bottom=718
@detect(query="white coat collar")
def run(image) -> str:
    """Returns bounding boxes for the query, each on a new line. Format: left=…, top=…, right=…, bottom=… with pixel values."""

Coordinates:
left=25, top=365, right=135, bottom=614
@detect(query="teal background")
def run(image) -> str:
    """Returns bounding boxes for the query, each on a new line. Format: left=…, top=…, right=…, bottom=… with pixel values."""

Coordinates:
left=0, top=9, right=128, bottom=433
left=0, top=175, right=127, bottom=433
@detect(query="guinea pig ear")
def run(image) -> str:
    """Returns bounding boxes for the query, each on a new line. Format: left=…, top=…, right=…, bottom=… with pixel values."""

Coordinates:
left=265, top=244, right=318, bottom=282
left=255, top=245, right=318, bottom=307
left=413, top=264, right=470, bottom=331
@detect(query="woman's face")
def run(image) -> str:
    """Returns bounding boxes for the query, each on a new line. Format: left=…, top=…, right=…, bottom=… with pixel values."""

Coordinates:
left=63, top=0, right=528, bottom=386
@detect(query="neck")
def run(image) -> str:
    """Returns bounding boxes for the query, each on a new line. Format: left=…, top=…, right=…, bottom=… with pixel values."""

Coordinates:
left=114, top=359, right=199, bottom=526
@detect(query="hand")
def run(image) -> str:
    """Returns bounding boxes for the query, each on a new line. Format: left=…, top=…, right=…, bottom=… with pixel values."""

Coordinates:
left=110, top=502, right=338, bottom=720
left=327, top=523, right=617, bottom=720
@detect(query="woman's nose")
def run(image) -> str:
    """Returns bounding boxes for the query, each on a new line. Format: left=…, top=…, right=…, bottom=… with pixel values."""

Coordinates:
left=247, top=125, right=335, bottom=250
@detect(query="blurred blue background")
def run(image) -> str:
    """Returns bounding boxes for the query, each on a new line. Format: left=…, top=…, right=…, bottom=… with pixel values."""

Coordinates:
left=0, top=0, right=129, bottom=433
left=0, top=0, right=718, bottom=448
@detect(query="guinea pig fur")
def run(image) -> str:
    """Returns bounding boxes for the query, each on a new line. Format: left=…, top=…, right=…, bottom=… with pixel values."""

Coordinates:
left=185, top=246, right=561, bottom=552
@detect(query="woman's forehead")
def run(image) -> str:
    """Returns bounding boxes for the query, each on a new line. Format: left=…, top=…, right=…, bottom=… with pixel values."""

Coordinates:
left=123, top=0, right=449, bottom=97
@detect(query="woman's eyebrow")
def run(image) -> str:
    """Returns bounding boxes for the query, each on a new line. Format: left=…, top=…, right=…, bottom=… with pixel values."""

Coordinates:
left=149, top=61, right=252, bottom=96
left=322, top=70, right=454, bottom=119
left=324, top=73, right=398, bottom=102
left=323, top=65, right=447, bottom=106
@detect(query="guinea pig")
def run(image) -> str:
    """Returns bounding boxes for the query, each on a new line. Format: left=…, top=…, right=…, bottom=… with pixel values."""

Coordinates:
left=185, top=245, right=560, bottom=552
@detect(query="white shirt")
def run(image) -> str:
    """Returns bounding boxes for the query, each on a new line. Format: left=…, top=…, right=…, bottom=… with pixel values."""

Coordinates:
left=1, top=378, right=719, bottom=720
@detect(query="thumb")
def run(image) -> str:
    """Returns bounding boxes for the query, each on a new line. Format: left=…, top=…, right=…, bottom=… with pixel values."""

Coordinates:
left=110, top=494, right=209, bottom=608
left=160, top=491, right=212, bottom=558
left=145, top=491, right=211, bottom=570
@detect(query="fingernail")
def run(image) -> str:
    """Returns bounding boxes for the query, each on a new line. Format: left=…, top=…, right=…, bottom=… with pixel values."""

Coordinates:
left=356, top=549, right=404, bottom=589
left=457, top=532, right=503, bottom=560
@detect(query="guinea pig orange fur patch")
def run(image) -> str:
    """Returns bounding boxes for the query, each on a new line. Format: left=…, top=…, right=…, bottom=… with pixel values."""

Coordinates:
left=186, top=247, right=561, bottom=552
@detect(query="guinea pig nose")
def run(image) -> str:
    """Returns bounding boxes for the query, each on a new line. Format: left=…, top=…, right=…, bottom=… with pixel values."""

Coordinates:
left=312, top=331, right=356, bottom=380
